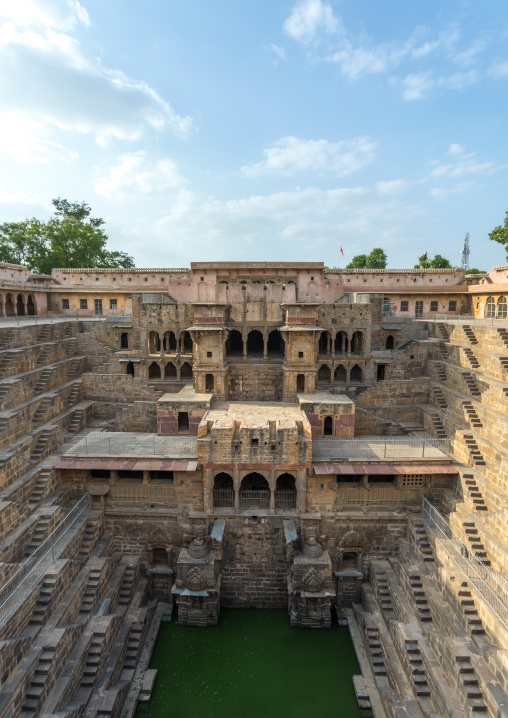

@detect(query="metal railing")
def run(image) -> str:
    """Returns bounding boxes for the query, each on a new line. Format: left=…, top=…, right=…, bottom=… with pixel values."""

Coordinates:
left=312, top=437, right=451, bottom=461
left=66, top=433, right=198, bottom=457
left=274, top=489, right=297, bottom=510
left=0, top=493, right=91, bottom=625
left=239, top=489, right=270, bottom=509
left=213, top=488, right=234, bottom=508
left=109, top=484, right=174, bottom=504
left=421, top=497, right=508, bottom=629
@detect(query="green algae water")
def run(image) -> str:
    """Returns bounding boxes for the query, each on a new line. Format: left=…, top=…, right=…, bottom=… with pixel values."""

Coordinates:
left=136, top=609, right=372, bottom=718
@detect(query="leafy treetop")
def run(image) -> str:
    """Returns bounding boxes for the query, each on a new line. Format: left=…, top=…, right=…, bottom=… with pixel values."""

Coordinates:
left=0, top=199, right=135, bottom=274
left=489, top=209, right=508, bottom=261
left=414, top=253, right=452, bottom=269
left=346, top=247, right=387, bottom=269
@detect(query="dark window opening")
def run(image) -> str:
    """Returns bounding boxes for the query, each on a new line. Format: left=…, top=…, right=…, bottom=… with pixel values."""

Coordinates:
left=318, top=364, right=331, bottom=383
left=267, top=329, right=285, bottom=358
left=178, top=411, right=189, bottom=433
left=120, top=332, right=129, bottom=349
left=126, top=361, right=135, bottom=376
left=207, top=351, right=212, bottom=358
left=153, top=548, right=168, bottom=565
left=213, top=472, right=234, bottom=507
left=400, top=301, right=409, bottom=312
left=275, top=473, right=297, bottom=509
left=342, top=552, right=358, bottom=569
left=247, top=330, right=264, bottom=356
left=298, top=351, right=304, bottom=358
left=62, top=298, right=70, bottom=310
left=118, top=470, right=143, bottom=481
left=164, top=362, right=177, bottom=378
left=334, top=365, right=347, bottom=382
left=324, top=416, right=333, bottom=436
left=350, top=364, right=363, bottom=383
left=205, top=373, right=214, bottom=392
left=377, top=364, right=386, bottom=381
left=240, top=472, right=270, bottom=508
left=181, top=331, right=193, bottom=353
left=180, top=362, right=193, bottom=379
left=148, top=362, right=161, bottom=379
left=150, top=470, right=174, bottom=482
left=251, top=438, right=259, bottom=447
left=430, top=301, right=438, bottom=312
left=367, top=474, right=395, bottom=485
left=448, top=300, right=457, bottom=312
left=318, top=331, right=329, bottom=355
left=90, top=469, right=110, bottom=479
left=226, top=329, right=243, bottom=356
left=385, top=335, right=394, bottom=350
left=296, top=374, right=305, bottom=392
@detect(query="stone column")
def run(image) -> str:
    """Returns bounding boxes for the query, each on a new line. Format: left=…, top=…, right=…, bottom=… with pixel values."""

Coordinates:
left=204, top=469, right=213, bottom=513
left=234, top=470, right=240, bottom=510
left=242, top=334, right=247, bottom=362
left=269, top=470, right=276, bottom=512
left=263, top=334, right=268, bottom=362
left=347, top=331, right=352, bottom=357
left=176, top=364, right=181, bottom=381
left=142, top=470, right=150, bottom=484
left=110, top=470, right=119, bottom=485
left=297, top=469, right=307, bottom=513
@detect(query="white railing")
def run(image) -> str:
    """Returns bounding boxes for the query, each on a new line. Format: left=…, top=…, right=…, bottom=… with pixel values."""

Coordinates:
left=421, top=497, right=508, bottom=629
left=66, top=432, right=198, bottom=457
left=312, top=437, right=451, bottom=461
left=0, top=494, right=91, bottom=625
left=420, top=314, right=508, bottom=327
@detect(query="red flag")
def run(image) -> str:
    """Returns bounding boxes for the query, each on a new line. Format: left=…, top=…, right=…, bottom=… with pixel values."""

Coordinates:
left=340, top=247, right=344, bottom=256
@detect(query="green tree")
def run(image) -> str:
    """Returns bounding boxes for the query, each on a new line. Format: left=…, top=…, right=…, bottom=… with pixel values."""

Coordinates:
left=489, top=209, right=508, bottom=260
left=346, top=253, right=368, bottom=269
left=466, top=268, right=486, bottom=274
left=346, top=247, right=387, bottom=269
left=366, top=247, right=387, bottom=268
left=414, top=253, right=452, bottom=269
left=0, top=199, right=135, bottom=273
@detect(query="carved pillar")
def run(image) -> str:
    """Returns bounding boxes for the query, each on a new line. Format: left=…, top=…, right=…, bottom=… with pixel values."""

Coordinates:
left=234, top=470, right=240, bottom=510
left=269, top=470, right=276, bottom=512
left=142, top=470, right=150, bottom=484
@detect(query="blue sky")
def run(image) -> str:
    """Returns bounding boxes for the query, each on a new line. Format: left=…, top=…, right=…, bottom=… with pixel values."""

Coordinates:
left=0, top=0, right=507, bottom=270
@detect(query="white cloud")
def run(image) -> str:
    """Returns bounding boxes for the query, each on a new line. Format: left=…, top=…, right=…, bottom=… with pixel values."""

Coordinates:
left=376, top=179, right=413, bottom=195
left=241, top=136, right=376, bottom=177
left=430, top=153, right=499, bottom=178
left=0, top=187, right=40, bottom=204
left=94, top=151, right=186, bottom=198
left=401, top=72, right=435, bottom=100
left=283, top=3, right=492, bottom=99
left=448, top=144, right=466, bottom=155
left=489, top=60, right=508, bottom=77
left=283, top=0, right=339, bottom=45
left=150, top=184, right=423, bottom=265
left=0, top=0, right=89, bottom=31
left=268, top=43, right=287, bottom=64
left=0, top=1, right=193, bottom=163
left=0, top=111, right=79, bottom=162
left=429, top=182, right=473, bottom=199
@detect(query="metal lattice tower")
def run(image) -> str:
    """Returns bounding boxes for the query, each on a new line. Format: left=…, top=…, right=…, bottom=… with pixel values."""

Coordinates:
left=461, top=232, right=470, bottom=271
